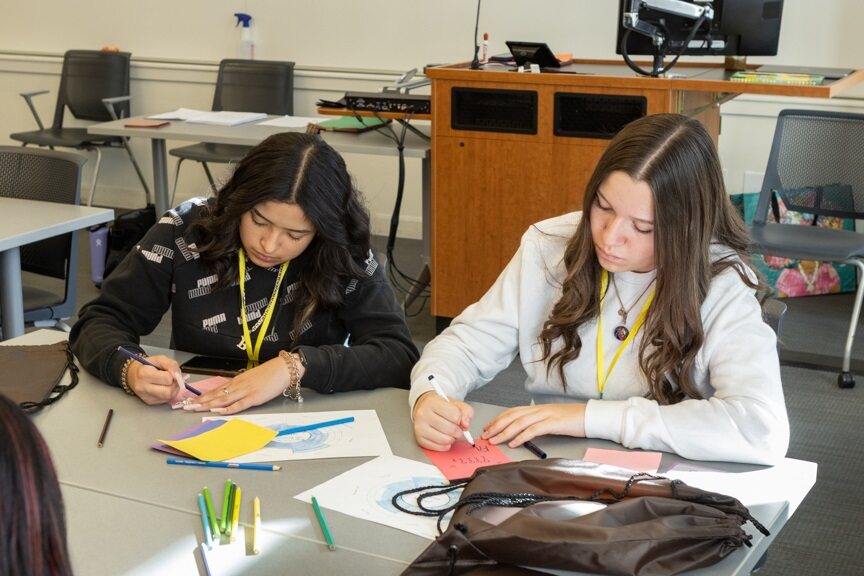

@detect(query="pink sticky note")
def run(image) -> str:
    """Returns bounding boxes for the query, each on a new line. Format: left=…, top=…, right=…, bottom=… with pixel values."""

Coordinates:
left=422, top=438, right=511, bottom=481
left=583, top=447, right=662, bottom=473
left=169, top=376, right=229, bottom=405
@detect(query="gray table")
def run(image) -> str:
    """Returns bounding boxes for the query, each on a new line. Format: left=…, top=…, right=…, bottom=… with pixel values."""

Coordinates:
left=16, top=330, right=814, bottom=576
left=0, top=199, right=113, bottom=339
left=87, top=116, right=431, bottom=216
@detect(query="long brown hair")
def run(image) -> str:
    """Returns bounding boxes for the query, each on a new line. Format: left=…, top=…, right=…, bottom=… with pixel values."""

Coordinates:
left=0, top=393, right=72, bottom=576
left=190, top=132, right=371, bottom=343
left=539, top=113, right=758, bottom=403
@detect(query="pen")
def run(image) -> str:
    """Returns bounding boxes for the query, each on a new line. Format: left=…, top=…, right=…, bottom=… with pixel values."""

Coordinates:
left=427, top=374, right=475, bottom=446
left=219, top=479, right=232, bottom=534
left=197, top=493, right=213, bottom=549
left=311, top=496, right=336, bottom=551
left=276, top=416, right=355, bottom=437
left=523, top=440, right=547, bottom=459
left=230, top=485, right=242, bottom=543
left=202, top=486, right=220, bottom=538
left=166, top=458, right=281, bottom=472
left=116, top=345, right=196, bottom=394
left=252, top=496, right=261, bottom=554
left=97, top=408, right=114, bottom=448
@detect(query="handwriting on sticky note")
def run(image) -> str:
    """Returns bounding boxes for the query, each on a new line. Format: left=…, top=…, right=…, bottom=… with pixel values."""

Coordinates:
left=422, top=438, right=511, bottom=481
left=582, top=447, right=662, bottom=473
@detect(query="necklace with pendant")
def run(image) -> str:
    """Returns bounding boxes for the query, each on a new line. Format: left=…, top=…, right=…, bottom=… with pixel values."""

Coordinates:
left=610, top=273, right=655, bottom=341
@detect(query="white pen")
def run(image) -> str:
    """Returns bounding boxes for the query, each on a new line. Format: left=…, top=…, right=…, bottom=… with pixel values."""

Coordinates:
left=427, top=374, right=475, bottom=446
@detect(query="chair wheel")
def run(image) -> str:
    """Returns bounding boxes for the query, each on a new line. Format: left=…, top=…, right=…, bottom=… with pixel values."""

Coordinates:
left=838, top=372, right=856, bottom=389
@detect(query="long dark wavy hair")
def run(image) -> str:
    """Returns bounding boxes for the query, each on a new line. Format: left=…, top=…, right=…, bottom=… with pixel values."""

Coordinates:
left=539, top=113, right=760, bottom=404
left=190, top=132, right=372, bottom=341
left=0, top=393, right=72, bottom=576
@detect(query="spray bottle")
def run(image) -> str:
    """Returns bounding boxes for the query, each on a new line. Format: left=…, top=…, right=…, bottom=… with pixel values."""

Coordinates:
left=234, top=12, right=254, bottom=59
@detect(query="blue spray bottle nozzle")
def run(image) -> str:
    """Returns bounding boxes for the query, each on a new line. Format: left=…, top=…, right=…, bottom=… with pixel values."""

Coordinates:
left=234, top=12, right=252, bottom=27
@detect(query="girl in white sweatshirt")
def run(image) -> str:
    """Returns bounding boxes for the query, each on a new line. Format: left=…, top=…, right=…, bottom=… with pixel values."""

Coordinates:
left=410, top=113, right=789, bottom=465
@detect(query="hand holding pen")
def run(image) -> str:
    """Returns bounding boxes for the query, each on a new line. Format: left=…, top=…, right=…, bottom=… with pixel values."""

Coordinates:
left=412, top=374, right=476, bottom=451
left=116, top=346, right=189, bottom=405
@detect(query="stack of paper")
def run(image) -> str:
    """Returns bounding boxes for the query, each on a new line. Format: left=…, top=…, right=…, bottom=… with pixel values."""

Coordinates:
left=146, top=108, right=267, bottom=126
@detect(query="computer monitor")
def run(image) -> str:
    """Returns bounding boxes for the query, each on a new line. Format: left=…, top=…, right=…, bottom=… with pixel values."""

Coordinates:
left=616, top=0, right=784, bottom=75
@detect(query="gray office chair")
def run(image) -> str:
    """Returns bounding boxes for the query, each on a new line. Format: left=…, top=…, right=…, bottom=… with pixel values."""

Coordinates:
left=169, top=59, right=295, bottom=203
left=749, top=109, right=864, bottom=389
left=0, top=146, right=86, bottom=332
left=9, top=49, right=150, bottom=207
left=762, top=298, right=787, bottom=340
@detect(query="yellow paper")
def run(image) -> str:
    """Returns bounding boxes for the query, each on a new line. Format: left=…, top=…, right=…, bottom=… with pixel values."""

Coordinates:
left=158, top=419, right=277, bottom=462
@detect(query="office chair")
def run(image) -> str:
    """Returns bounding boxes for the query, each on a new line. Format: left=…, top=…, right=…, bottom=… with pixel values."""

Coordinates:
left=9, top=49, right=150, bottom=207
left=762, top=298, right=787, bottom=340
left=169, top=59, right=295, bottom=203
left=749, top=109, right=864, bottom=389
left=0, top=146, right=86, bottom=333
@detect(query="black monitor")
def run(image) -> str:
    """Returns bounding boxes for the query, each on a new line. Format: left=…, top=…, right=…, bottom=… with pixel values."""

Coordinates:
left=616, top=0, right=784, bottom=75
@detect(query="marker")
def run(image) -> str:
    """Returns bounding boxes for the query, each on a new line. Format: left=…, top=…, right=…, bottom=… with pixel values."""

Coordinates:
left=275, top=416, right=355, bottom=437
left=219, top=479, right=232, bottom=534
left=252, top=496, right=261, bottom=554
left=116, top=345, right=193, bottom=393
left=225, top=483, right=236, bottom=538
left=166, top=458, right=281, bottom=471
left=199, top=542, right=213, bottom=576
left=97, top=408, right=114, bottom=448
left=230, top=485, right=242, bottom=543
left=202, top=486, right=219, bottom=538
left=427, top=374, right=475, bottom=446
left=523, top=440, right=547, bottom=459
left=311, top=496, right=336, bottom=551
left=197, top=493, right=213, bottom=549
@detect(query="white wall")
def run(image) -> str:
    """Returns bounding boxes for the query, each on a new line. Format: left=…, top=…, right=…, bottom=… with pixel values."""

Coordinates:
left=0, top=1, right=862, bottom=237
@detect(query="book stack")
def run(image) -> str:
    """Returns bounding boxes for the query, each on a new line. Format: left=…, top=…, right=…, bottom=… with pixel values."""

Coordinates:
left=730, top=71, right=824, bottom=86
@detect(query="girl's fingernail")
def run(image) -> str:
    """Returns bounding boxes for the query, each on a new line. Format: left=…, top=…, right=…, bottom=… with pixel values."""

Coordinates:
left=182, top=403, right=201, bottom=411
left=210, top=407, right=227, bottom=414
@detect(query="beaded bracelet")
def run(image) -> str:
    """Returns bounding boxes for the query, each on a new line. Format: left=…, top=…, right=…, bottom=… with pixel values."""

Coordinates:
left=279, top=350, right=304, bottom=403
left=119, top=357, right=137, bottom=396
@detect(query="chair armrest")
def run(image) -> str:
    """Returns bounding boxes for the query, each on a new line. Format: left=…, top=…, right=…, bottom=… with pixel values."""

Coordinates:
left=19, top=89, right=50, bottom=130
left=102, top=96, right=132, bottom=121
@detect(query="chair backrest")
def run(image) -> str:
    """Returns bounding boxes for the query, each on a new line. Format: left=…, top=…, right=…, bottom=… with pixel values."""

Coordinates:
left=752, top=109, right=864, bottom=226
left=52, top=49, right=132, bottom=128
left=212, top=59, right=295, bottom=116
left=0, top=146, right=85, bottom=279
left=762, top=298, right=787, bottom=339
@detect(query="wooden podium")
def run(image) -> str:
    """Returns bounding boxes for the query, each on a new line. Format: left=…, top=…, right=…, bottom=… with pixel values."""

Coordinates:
left=426, top=59, right=864, bottom=321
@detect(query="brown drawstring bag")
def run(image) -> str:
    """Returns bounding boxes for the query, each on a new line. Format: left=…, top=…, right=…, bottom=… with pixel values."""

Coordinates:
left=0, top=341, right=79, bottom=413
left=396, top=458, right=767, bottom=576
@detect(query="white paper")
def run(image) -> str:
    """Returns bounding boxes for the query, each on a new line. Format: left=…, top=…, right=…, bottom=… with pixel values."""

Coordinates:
left=257, top=115, right=326, bottom=128
left=295, top=455, right=456, bottom=540
left=203, top=410, right=391, bottom=463
left=185, top=111, right=268, bottom=126
left=145, top=107, right=208, bottom=120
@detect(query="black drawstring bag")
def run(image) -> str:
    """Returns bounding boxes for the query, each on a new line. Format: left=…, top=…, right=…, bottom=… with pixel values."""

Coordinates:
left=395, top=458, right=768, bottom=576
left=0, top=341, right=79, bottom=413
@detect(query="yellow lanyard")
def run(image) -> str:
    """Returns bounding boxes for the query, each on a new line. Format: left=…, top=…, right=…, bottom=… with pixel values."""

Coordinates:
left=238, top=248, right=289, bottom=364
left=596, top=269, right=655, bottom=399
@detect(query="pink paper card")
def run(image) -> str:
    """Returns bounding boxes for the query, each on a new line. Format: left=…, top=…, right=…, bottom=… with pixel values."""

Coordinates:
left=422, top=438, right=511, bottom=481
left=582, top=447, right=662, bottom=473
left=169, top=375, right=229, bottom=405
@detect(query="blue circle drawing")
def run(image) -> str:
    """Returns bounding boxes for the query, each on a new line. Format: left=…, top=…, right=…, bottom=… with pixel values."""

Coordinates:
left=266, top=426, right=331, bottom=452
left=376, top=477, right=461, bottom=515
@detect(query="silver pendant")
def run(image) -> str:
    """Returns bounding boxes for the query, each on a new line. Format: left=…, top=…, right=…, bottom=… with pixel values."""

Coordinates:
left=614, top=325, right=630, bottom=341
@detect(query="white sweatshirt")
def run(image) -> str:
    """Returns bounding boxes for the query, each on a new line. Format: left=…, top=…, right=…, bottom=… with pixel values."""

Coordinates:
left=410, top=212, right=789, bottom=465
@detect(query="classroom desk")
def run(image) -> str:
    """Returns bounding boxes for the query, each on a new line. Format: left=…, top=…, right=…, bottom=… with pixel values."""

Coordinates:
left=87, top=116, right=431, bottom=217
left=0, top=199, right=113, bottom=340
left=16, top=330, right=815, bottom=576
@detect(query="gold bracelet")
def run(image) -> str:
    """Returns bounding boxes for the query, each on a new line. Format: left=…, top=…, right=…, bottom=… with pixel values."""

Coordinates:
left=279, top=350, right=304, bottom=403
left=119, top=357, right=137, bottom=396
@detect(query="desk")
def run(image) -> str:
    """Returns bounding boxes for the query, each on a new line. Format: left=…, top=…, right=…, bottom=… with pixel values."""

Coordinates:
left=87, top=116, right=431, bottom=218
left=17, top=330, right=815, bottom=576
left=426, top=60, right=864, bottom=318
left=0, top=199, right=113, bottom=340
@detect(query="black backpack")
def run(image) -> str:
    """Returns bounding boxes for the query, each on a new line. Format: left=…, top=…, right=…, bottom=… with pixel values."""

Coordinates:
left=103, top=204, right=157, bottom=280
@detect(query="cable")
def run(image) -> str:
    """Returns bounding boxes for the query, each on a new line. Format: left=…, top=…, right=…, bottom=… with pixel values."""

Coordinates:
left=621, top=14, right=709, bottom=77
